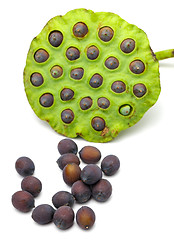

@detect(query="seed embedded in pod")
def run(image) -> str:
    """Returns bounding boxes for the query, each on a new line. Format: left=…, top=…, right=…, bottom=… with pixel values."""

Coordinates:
left=133, top=83, right=147, bottom=97
left=39, top=93, right=54, bottom=107
left=129, top=60, right=145, bottom=74
left=80, top=97, right=93, bottom=110
left=61, top=109, right=74, bottom=124
left=105, top=57, right=119, bottom=70
left=30, top=73, right=44, bottom=87
left=87, top=46, right=99, bottom=60
left=73, top=22, right=88, bottom=38
left=48, top=31, right=63, bottom=47
left=89, top=74, right=103, bottom=88
left=98, top=26, right=114, bottom=42
left=66, top=47, right=80, bottom=61
left=91, top=117, right=105, bottom=131
left=111, top=81, right=126, bottom=93
left=50, top=66, right=63, bottom=78
left=97, top=97, right=110, bottom=109
left=70, top=68, right=84, bottom=80
left=34, top=49, right=49, bottom=63
left=120, top=38, right=135, bottom=53
left=60, top=88, right=74, bottom=101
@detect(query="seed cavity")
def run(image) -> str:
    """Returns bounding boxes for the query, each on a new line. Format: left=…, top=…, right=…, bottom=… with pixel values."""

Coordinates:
left=105, top=57, right=119, bottom=70
left=119, top=105, right=132, bottom=116
left=70, top=68, right=84, bottom=80
left=60, top=89, right=74, bottom=101
left=133, top=83, right=147, bottom=98
left=39, top=93, right=54, bottom=107
left=111, top=81, right=126, bottom=93
left=50, top=65, right=63, bottom=78
left=120, top=38, right=135, bottom=53
left=89, top=74, right=103, bottom=88
left=87, top=46, right=99, bottom=60
left=80, top=97, right=93, bottom=110
left=66, top=47, right=80, bottom=61
left=34, top=49, right=49, bottom=63
left=30, top=73, right=44, bottom=87
left=91, top=117, right=105, bottom=131
left=98, top=26, right=114, bottom=42
left=48, top=31, right=63, bottom=47
left=61, top=109, right=74, bottom=124
left=129, top=60, right=145, bottom=74
left=73, top=22, right=88, bottom=38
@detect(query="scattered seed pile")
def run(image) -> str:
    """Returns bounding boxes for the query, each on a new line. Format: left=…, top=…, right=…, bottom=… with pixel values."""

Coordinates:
left=12, top=138, right=120, bottom=230
left=24, top=8, right=161, bottom=142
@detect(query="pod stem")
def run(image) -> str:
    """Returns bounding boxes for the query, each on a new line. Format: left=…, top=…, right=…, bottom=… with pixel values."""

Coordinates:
left=155, top=49, right=174, bottom=61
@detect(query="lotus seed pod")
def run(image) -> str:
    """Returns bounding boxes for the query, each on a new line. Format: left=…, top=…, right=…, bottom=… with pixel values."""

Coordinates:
left=24, top=8, right=174, bottom=143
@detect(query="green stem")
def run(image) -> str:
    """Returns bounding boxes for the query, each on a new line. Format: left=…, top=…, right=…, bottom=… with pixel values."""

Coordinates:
left=155, top=49, right=174, bottom=61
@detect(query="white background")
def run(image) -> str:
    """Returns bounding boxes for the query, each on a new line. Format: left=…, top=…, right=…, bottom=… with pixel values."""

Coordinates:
left=1, top=0, right=174, bottom=239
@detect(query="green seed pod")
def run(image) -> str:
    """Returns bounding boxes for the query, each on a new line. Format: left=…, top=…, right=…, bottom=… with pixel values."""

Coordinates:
left=24, top=8, right=173, bottom=142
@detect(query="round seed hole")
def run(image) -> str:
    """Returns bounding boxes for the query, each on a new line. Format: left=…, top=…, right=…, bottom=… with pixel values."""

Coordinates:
left=48, top=31, right=63, bottom=47
left=87, top=46, right=99, bottom=60
left=34, top=49, right=49, bottom=63
left=133, top=83, right=147, bottom=98
left=98, top=26, right=114, bottom=42
left=129, top=60, right=145, bottom=74
left=50, top=65, right=63, bottom=78
left=111, top=81, right=126, bottom=93
left=89, top=74, right=103, bottom=88
left=91, top=117, right=105, bottom=131
left=61, top=109, right=74, bottom=124
left=61, top=88, right=74, bottom=101
left=66, top=47, right=80, bottom=61
left=120, top=38, right=135, bottom=53
left=97, top=98, right=110, bottom=109
left=39, top=93, right=54, bottom=107
left=105, top=57, right=119, bottom=70
left=73, top=22, right=88, bottom=38
left=30, top=73, right=44, bottom=87
left=119, top=105, right=132, bottom=116
left=80, top=97, right=93, bottom=110
left=70, top=68, right=84, bottom=80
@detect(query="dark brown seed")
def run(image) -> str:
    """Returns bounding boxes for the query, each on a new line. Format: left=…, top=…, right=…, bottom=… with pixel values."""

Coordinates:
left=48, top=31, right=63, bottom=47
left=70, top=68, right=84, bottom=80
left=39, top=93, right=54, bottom=107
left=76, top=206, right=95, bottom=230
left=63, top=163, right=81, bottom=186
left=50, top=65, right=63, bottom=78
left=120, top=38, right=135, bottom=53
left=30, top=73, right=44, bottom=86
left=60, top=88, right=74, bottom=101
left=56, top=153, right=80, bottom=170
left=73, top=22, right=88, bottom=38
left=133, top=83, right=147, bottom=97
left=34, top=49, right=49, bottom=63
left=111, top=81, right=126, bottom=93
left=15, top=156, right=35, bottom=177
left=97, top=97, right=110, bottom=109
left=89, top=74, right=103, bottom=88
left=91, top=117, right=105, bottom=131
left=91, top=179, right=112, bottom=202
left=87, top=46, right=99, bottom=60
left=52, top=191, right=75, bottom=208
left=80, top=97, right=93, bottom=110
left=57, top=139, right=78, bottom=155
left=32, top=204, right=55, bottom=225
left=101, top=155, right=120, bottom=176
left=21, top=176, right=42, bottom=197
left=79, top=146, right=101, bottom=164
left=105, top=57, right=119, bottom=69
left=80, top=164, right=102, bottom=185
left=66, top=47, right=80, bottom=61
left=98, top=26, right=114, bottom=42
left=61, top=109, right=74, bottom=124
left=129, top=60, right=145, bottom=74
left=12, top=190, right=35, bottom=212
left=53, top=206, right=74, bottom=230
left=71, top=180, right=91, bottom=203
